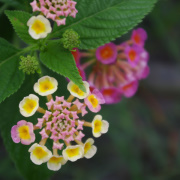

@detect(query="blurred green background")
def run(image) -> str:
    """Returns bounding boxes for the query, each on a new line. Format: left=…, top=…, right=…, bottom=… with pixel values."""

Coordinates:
left=0, top=0, right=180, bottom=179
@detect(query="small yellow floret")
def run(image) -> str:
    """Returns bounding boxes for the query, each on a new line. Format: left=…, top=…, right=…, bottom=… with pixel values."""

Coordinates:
left=66, top=147, right=80, bottom=158
left=84, top=142, right=91, bottom=154
left=18, top=125, right=30, bottom=140
left=39, top=80, right=55, bottom=93
left=71, top=84, right=84, bottom=96
left=88, top=95, right=98, bottom=108
left=31, top=20, right=46, bottom=34
left=93, top=119, right=102, bottom=133
left=49, top=156, right=64, bottom=164
left=33, top=147, right=48, bottom=159
left=23, top=99, right=37, bottom=114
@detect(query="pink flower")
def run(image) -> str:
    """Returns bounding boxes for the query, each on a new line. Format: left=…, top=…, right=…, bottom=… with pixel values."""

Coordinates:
left=96, top=43, right=117, bottom=64
left=11, top=120, right=35, bottom=145
left=134, top=49, right=150, bottom=80
left=120, top=80, right=139, bottom=98
left=131, top=28, right=147, bottom=47
left=73, top=99, right=84, bottom=110
left=85, top=89, right=105, bottom=113
left=125, top=45, right=143, bottom=67
left=101, top=87, right=122, bottom=104
left=137, top=65, right=150, bottom=80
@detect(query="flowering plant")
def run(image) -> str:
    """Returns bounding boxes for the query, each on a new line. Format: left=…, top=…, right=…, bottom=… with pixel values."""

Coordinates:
left=0, top=0, right=157, bottom=179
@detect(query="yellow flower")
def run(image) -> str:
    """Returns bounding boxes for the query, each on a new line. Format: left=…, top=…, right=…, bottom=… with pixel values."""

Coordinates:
left=29, top=143, right=52, bottom=165
left=62, top=145, right=84, bottom=162
left=67, top=81, right=90, bottom=99
left=83, top=138, right=97, bottom=159
left=47, top=155, right=67, bottom=171
left=92, top=115, right=109, bottom=138
left=34, top=76, right=58, bottom=96
left=19, top=94, right=39, bottom=117
left=27, top=15, right=52, bottom=39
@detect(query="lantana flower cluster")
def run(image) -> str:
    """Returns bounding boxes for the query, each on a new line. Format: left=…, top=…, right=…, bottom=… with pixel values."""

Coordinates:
left=26, top=0, right=78, bottom=40
left=11, top=76, right=108, bottom=171
left=72, top=28, right=149, bottom=104
left=30, top=0, right=78, bottom=26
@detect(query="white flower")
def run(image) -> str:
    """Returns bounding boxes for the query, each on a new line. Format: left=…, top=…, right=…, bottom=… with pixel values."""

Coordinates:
left=67, top=81, right=90, bottom=99
left=27, top=15, right=52, bottom=39
left=29, top=143, right=52, bottom=165
left=83, top=138, right=97, bottom=159
left=62, top=145, right=84, bottom=162
left=47, top=155, right=67, bottom=171
left=34, top=76, right=58, bottom=96
left=92, top=115, right=109, bottom=138
left=19, top=94, right=39, bottom=117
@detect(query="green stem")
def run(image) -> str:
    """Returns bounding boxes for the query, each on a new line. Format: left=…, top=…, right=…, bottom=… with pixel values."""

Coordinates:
left=34, top=51, right=43, bottom=77
left=0, top=4, right=8, bottom=16
left=0, top=44, right=38, bottom=67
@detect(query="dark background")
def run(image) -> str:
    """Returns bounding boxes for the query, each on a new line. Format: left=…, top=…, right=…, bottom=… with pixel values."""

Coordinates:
left=0, top=0, right=180, bottom=179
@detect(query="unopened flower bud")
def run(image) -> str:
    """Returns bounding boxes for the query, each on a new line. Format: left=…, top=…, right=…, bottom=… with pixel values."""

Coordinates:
left=62, top=29, right=81, bottom=51
left=19, top=55, right=41, bottom=75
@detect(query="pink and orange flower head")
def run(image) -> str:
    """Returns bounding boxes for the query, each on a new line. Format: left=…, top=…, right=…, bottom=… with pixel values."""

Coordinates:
left=11, top=76, right=109, bottom=171
left=73, top=28, right=150, bottom=104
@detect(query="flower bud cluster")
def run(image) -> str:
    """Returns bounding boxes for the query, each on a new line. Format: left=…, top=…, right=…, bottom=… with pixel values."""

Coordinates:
left=19, top=55, right=41, bottom=75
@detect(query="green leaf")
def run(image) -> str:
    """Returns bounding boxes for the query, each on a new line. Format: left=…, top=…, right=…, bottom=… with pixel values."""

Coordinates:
left=0, top=38, right=25, bottom=103
left=51, top=0, right=157, bottom=49
left=40, top=41, right=86, bottom=92
left=0, top=75, right=54, bottom=180
left=5, top=10, right=36, bottom=44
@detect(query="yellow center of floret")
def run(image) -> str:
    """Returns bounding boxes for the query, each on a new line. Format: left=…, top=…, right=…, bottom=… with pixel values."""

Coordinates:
left=31, top=20, right=46, bottom=34
left=94, top=119, right=102, bottom=133
left=71, top=84, right=84, bottom=96
left=66, top=147, right=80, bottom=157
left=18, top=125, right=31, bottom=140
left=33, top=147, right=48, bottom=159
left=49, top=156, right=63, bottom=164
left=39, top=80, right=54, bottom=93
left=23, top=99, right=37, bottom=114
left=84, top=142, right=91, bottom=154
left=88, top=95, right=98, bottom=108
